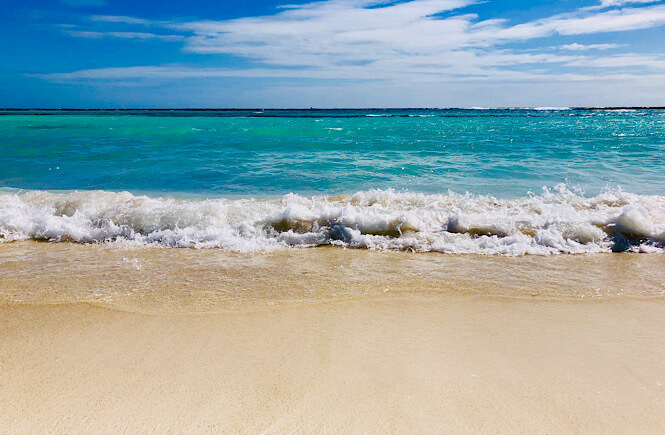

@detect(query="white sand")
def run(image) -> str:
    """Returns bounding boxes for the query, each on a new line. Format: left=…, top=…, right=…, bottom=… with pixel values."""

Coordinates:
left=1, top=242, right=664, bottom=432
left=2, top=296, right=665, bottom=432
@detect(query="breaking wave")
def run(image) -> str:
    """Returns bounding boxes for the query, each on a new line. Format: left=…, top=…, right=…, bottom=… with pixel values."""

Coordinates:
left=1, top=185, right=664, bottom=255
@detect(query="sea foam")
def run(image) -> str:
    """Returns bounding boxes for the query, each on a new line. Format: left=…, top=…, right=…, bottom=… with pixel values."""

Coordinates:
left=1, top=185, right=664, bottom=255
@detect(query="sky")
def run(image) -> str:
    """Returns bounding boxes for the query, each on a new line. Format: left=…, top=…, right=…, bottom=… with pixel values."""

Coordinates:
left=2, top=0, right=665, bottom=108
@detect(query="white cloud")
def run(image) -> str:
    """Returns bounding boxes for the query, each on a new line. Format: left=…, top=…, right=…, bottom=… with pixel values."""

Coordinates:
left=567, top=54, right=665, bottom=69
left=89, top=15, right=153, bottom=25
left=66, top=30, right=184, bottom=41
left=40, top=59, right=665, bottom=83
left=84, top=0, right=665, bottom=72
left=484, top=5, right=665, bottom=42
left=45, top=0, right=665, bottom=102
left=599, top=0, right=663, bottom=7
left=560, top=43, right=623, bottom=50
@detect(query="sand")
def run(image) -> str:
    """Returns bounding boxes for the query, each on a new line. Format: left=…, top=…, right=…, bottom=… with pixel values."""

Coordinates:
left=1, top=242, right=665, bottom=432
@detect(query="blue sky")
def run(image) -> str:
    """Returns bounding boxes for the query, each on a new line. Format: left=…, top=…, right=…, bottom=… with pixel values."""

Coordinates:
left=2, top=0, right=665, bottom=107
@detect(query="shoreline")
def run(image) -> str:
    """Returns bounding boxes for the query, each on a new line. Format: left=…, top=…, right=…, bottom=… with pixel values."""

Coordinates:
left=1, top=242, right=664, bottom=314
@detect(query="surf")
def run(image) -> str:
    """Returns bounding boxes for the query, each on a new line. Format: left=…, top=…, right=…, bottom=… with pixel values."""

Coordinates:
left=1, top=185, right=663, bottom=255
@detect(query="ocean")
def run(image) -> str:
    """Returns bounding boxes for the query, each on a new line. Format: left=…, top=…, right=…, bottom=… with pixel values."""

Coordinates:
left=1, top=108, right=664, bottom=255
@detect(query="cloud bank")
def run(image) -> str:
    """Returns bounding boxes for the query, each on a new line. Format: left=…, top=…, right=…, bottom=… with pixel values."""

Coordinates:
left=40, top=0, right=665, bottom=106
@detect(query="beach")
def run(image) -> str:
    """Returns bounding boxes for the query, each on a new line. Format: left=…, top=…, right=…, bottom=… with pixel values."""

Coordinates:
left=2, top=242, right=665, bottom=432
left=2, top=109, right=664, bottom=431
left=4, top=0, right=665, bottom=429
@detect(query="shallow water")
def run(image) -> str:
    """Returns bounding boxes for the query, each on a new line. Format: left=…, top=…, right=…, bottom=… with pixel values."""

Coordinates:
left=1, top=242, right=664, bottom=313
left=2, top=108, right=664, bottom=197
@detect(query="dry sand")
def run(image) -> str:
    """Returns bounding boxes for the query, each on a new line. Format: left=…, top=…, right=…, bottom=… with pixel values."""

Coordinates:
left=1, top=242, right=665, bottom=432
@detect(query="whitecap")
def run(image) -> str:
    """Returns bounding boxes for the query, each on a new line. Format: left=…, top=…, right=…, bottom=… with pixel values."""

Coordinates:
left=1, top=186, right=663, bottom=255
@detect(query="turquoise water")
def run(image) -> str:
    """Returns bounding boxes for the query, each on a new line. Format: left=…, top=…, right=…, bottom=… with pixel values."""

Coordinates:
left=1, top=109, right=664, bottom=254
left=2, top=109, right=664, bottom=198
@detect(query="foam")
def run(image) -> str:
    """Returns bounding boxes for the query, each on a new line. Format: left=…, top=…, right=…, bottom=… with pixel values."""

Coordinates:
left=1, top=185, right=664, bottom=255
left=532, top=107, right=573, bottom=111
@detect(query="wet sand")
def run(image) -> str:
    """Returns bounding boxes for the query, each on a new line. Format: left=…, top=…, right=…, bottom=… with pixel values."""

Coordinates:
left=1, top=242, right=665, bottom=432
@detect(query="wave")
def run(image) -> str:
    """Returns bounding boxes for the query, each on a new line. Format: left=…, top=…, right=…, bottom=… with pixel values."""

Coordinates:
left=1, top=186, right=664, bottom=255
left=531, top=107, right=573, bottom=111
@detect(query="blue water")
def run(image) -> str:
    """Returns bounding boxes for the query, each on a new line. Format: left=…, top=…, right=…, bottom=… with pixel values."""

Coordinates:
left=1, top=109, right=664, bottom=254
left=2, top=108, right=664, bottom=198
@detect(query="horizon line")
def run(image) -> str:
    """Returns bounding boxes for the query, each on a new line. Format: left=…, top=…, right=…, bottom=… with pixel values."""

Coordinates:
left=1, top=106, right=665, bottom=111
